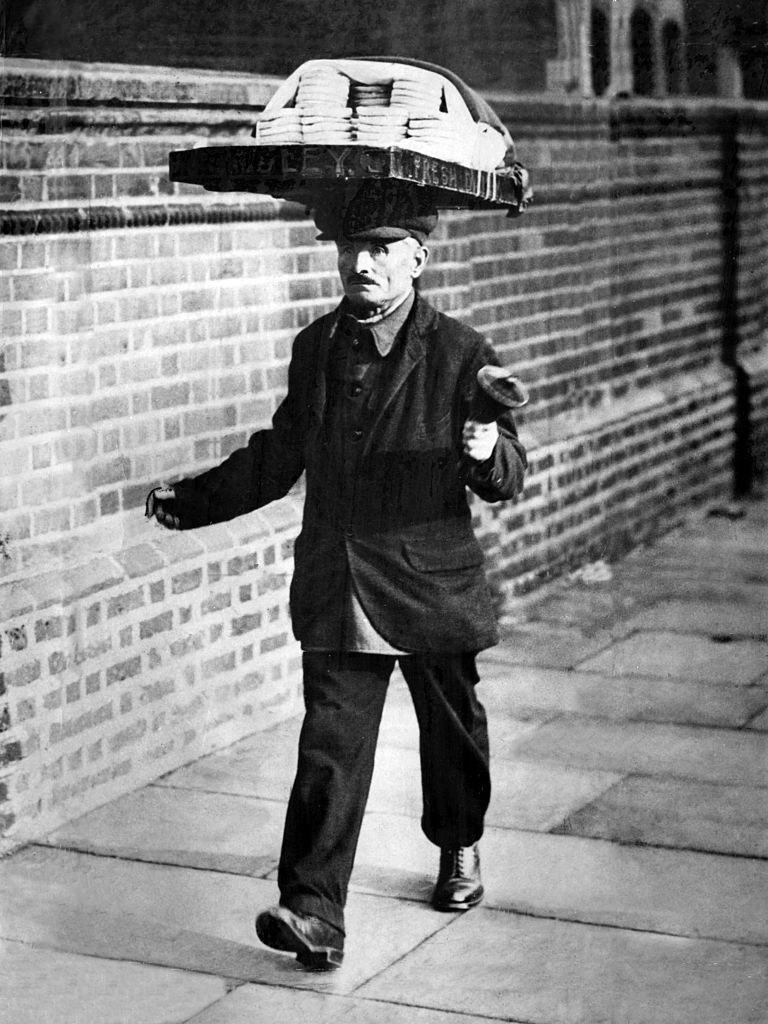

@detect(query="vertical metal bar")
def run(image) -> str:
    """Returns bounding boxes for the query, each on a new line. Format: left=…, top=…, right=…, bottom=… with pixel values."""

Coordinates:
left=720, top=110, right=752, bottom=495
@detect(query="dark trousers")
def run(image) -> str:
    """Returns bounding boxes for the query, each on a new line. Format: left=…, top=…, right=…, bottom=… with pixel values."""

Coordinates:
left=277, top=650, right=491, bottom=933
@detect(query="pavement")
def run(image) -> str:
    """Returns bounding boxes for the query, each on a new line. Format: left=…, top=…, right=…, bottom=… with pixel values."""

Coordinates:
left=2, top=496, right=768, bottom=1024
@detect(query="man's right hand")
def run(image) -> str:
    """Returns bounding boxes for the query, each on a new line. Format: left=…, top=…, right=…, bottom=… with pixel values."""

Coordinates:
left=145, top=486, right=180, bottom=530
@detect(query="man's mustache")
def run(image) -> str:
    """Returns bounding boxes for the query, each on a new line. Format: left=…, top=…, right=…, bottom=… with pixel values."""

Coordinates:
left=346, top=274, right=377, bottom=285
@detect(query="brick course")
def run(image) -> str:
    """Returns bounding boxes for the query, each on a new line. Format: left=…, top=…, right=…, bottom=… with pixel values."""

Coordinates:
left=1, top=61, right=766, bottom=848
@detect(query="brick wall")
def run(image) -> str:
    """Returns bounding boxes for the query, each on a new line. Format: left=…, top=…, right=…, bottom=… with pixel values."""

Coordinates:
left=2, top=60, right=767, bottom=848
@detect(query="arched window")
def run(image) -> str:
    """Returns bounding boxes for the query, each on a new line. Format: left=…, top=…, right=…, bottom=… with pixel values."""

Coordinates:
left=662, top=19, right=683, bottom=95
left=630, top=6, right=655, bottom=96
left=591, top=6, right=611, bottom=96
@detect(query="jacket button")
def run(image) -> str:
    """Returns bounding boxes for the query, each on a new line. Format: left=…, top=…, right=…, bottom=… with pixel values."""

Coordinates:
left=352, top=429, right=363, bottom=440
left=351, top=384, right=363, bottom=396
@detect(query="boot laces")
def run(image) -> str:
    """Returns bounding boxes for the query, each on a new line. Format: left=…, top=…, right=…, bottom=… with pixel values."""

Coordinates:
left=441, top=846, right=475, bottom=880
left=447, top=846, right=470, bottom=878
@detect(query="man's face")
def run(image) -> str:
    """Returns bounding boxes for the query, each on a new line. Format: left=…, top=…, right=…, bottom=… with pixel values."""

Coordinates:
left=336, top=236, right=428, bottom=317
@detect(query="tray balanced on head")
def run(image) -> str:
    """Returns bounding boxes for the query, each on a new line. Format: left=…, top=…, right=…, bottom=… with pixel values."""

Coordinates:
left=169, top=143, right=532, bottom=214
left=168, top=57, right=533, bottom=217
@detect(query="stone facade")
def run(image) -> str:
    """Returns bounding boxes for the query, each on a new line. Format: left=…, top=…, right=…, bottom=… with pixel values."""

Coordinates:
left=1, top=59, right=768, bottom=847
left=545, top=0, right=688, bottom=97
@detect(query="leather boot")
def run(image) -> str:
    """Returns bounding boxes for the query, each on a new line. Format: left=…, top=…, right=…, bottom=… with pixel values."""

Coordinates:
left=431, top=844, right=484, bottom=911
left=255, top=905, right=344, bottom=970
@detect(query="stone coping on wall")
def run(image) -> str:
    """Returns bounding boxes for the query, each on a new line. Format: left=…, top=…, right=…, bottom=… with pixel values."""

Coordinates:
left=0, top=495, right=304, bottom=623
left=5, top=57, right=767, bottom=137
left=0, top=57, right=282, bottom=108
left=520, top=364, right=733, bottom=449
left=488, top=92, right=768, bottom=129
left=0, top=195, right=302, bottom=236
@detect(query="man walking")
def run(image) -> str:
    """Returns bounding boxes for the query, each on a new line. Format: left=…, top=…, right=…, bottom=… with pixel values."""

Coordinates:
left=147, top=180, right=527, bottom=970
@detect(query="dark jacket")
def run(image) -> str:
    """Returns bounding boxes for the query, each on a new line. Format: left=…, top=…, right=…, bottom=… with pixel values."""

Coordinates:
left=173, top=293, right=527, bottom=652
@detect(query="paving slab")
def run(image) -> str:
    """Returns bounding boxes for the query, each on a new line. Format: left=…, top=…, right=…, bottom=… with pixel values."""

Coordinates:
left=553, top=774, right=768, bottom=857
left=487, top=760, right=623, bottom=832
left=358, top=907, right=768, bottom=1024
left=0, top=938, right=226, bottom=1024
left=0, top=846, right=452, bottom=995
left=384, top=685, right=551, bottom=740
left=482, top=624, right=614, bottom=669
left=45, top=785, right=285, bottom=875
left=0, top=853, right=276, bottom=984
left=502, top=583, right=644, bottom=632
left=186, top=983, right=495, bottom=1024
left=636, top=530, right=768, bottom=566
left=476, top=662, right=768, bottom=727
left=376, top=693, right=421, bottom=748
left=348, top=817, right=768, bottom=944
left=351, top=810, right=444, bottom=899
left=608, top=569, right=768, bottom=609
left=615, top=551, right=768, bottom=591
left=617, top=530, right=768, bottom=576
left=486, top=712, right=554, bottom=748
left=686, top=514, right=768, bottom=547
left=161, top=738, right=621, bottom=833
left=156, top=721, right=301, bottom=803
left=367, top=746, right=623, bottom=833
left=622, top=599, right=768, bottom=639
left=500, top=547, right=768, bottom=642
left=156, top=701, right=451, bottom=793
left=661, top=529, right=768, bottom=562
left=578, top=630, right=768, bottom=684
left=509, top=718, right=768, bottom=786
left=40, top=797, right=768, bottom=948
left=378, top=687, right=549, bottom=748
left=747, top=707, right=768, bottom=731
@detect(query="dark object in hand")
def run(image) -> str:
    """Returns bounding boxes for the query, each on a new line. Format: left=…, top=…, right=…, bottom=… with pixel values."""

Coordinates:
left=470, top=366, right=529, bottom=424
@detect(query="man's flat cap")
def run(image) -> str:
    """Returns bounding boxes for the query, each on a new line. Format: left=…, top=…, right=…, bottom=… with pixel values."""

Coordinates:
left=315, top=180, right=438, bottom=244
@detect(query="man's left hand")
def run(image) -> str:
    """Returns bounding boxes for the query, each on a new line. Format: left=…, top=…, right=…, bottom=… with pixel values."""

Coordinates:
left=462, top=421, right=499, bottom=462
left=146, top=485, right=180, bottom=530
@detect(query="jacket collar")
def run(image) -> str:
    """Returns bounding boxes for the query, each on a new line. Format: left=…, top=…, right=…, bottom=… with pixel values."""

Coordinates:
left=410, top=290, right=440, bottom=337
left=340, top=289, right=415, bottom=357
left=310, top=292, right=438, bottom=432
left=362, top=292, right=435, bottom=453
left=333, top=290, right=437, bottom=337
